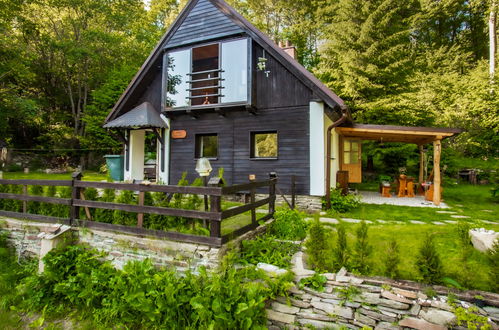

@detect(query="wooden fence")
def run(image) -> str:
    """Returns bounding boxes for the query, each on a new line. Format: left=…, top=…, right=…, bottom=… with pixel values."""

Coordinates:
left=0, top=172, right=277, bottom=247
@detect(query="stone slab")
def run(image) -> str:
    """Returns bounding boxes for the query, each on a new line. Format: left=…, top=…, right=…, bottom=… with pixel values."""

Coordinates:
left=354, top=312, right=377, bottom=327
left=393, top=288, right=418, bottom=299
left=410, top=220, right=425, bottom=224
left=450, top=215, right=470, bottom=218
left=320, top=217, right=339, bottom=224
left=469, top=229, right=499, bottom=252
left=276, top=296, right=311, bottom=309
left=271, top=301, right=300, bottom=314
left=311, top=301, right=354, bottom=319
left=381, top=290, right=413, bottom=304
left=341, top=218, right=362, bottom=223
left=266, top=309, right=296, bottom=324
left=375, top=321, right=401, bottom=330
left=257, top=263, right=288, bottom=277
left=399, top=317, right=446, bottom=330
left=420, top=308, right=457, bottom=326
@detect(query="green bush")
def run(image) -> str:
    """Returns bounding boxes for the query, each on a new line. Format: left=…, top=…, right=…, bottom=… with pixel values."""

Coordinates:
left=81, top=187, right=99, bottom=220
left=351, top=221, right=372, bottom=274
left=112, top=190, right=136, bottom=226
left=27, top=185, right=44, bottom=215
left=14, top=244, right=290, bottom=329
left=416, top=234, right=444, bottom=284
left=40, top=185, right=57, bottom=216
left=305, top=219, right=331, bottom=271
left=240, top=235, right=300, bottom=269
left=298, top=273, right=327, bottom=292
left=333, top=224, right=349, bottom=271
left=95, top=188, right=115, bottom=223
left=383, top=239, right=400, bottom=279
left=268, top=208, right=307, bottom=241
left=488, top=241, right=499, bottom=293
left=323, top=188, right=361, bottom=213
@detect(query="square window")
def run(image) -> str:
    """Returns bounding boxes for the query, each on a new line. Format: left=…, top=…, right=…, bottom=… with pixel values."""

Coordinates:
left=195, top=134, right=218, bottom=159
left=251, top=131, right=278, bottom=158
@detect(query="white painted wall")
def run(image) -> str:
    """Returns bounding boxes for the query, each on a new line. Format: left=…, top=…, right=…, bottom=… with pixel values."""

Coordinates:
left=330, top=128, right=340, bottom=188
left=323, top=115, right=340, bottom=191
left=125, top=130, right=145, bottom=181
left=157, top=116, right=170, bottom=184
left=309, top=101, right=325, bottom=196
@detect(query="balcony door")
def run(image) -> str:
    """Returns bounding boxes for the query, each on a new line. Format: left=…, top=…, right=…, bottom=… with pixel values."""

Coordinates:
left=165, top=38, right=249, bottom=109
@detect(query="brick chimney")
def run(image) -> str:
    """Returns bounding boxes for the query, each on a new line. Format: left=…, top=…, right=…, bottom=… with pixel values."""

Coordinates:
left=280, top=40, right=297, bottom=60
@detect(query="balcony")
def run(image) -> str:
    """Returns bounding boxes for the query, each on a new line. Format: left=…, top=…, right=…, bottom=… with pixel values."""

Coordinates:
left=165, top=38, right=250, bottom=112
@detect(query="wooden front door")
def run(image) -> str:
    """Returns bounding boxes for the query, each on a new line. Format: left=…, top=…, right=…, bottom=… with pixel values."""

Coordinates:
left=341, top=139, right=362, bottom=183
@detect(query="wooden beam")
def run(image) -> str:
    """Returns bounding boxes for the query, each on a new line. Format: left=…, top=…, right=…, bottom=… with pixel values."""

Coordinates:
left=418, top=145, right=424, bottom=183
left=433, top=139, right=441, bottom=205
left=336, top=127, right=455, bottom=137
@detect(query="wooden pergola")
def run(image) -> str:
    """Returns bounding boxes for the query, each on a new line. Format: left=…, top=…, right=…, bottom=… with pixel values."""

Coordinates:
left=336, top=124, right=461, bottom=205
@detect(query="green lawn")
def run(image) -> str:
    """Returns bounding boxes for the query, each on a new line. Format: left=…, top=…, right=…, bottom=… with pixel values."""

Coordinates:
left=333, top=222, right=498, bottom=292
left=2, top=171, right=107, bottom=182
left=333, top=183, right=498, bottom=223
left=320, top=183, right=498, bottom=292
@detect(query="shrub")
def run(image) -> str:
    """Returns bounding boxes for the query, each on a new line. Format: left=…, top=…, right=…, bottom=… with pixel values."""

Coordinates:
left=81, top=187, right=99, bottom=220
left=298, top=273, right=327, bottom=292
left=5, top=185, right=22, bottom=212
left=488, top=241, right=499, bottom=293
left=27, top=185, right=44, bottom=214
left=240, top=235, right=300, bottom=269
left=323, top=188, right=361, bottom=213
left=95, top=188, right=115, bottom=223
left=416, top=234, right=443, bottom=284
left=15, top=244, right=289, bottom=329
left=351, top=221, right=372, bottom=274
left=305, top=219, right=330, bottom=271
left=333, top=224, right=349, bottom=271
left=268, top=208, right=307, bottom=241
left=53, top=187, right=71, bottom=218
left=112, top=190, right=136, bottom=226
left=40, top=185, right=57, bottom=216
left=383, top=239, right=400, bottom=279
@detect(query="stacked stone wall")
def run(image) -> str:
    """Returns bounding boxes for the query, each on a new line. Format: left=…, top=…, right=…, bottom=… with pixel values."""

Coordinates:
left=266, top=269, right=499, bottom=329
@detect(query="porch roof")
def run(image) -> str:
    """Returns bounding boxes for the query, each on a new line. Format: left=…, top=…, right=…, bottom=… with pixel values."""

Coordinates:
left=103, top=102, right=168, bottom=129
left=336, top=124, right=461, bottom=145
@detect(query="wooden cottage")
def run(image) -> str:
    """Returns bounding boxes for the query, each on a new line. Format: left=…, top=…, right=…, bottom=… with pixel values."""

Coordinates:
left=104, top=0, right=459, bottom=205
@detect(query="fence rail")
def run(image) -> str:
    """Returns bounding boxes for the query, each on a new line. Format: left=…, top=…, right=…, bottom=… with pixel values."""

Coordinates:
left=0, top=172, right=276, bottom=247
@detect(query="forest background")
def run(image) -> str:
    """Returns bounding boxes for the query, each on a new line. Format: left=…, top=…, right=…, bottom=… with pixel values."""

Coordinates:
left=0, top=0, right=497, bottom=172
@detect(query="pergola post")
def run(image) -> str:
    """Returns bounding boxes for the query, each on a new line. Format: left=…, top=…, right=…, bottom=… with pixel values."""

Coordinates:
left=418, top=145, right=424, bottom=183
left=433, top=138, right=442, bottom=205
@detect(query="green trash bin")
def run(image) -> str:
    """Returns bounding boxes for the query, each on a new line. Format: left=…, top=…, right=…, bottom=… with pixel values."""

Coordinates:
left=104, top=155, right=124, bottom=181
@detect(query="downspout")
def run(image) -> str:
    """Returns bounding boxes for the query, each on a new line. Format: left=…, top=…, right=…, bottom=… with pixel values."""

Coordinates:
left=325, top=107, right=349, bottom=209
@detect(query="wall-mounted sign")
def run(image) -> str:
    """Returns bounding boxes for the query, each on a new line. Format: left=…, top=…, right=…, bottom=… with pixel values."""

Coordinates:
left=171, top=130, right=187, bottom=139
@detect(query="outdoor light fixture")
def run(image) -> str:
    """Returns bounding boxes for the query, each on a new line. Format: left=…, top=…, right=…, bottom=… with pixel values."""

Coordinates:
left=195, top=157, right=212, bottom=177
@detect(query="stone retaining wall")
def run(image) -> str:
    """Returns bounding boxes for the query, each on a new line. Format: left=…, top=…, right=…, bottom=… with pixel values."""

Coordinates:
left=266, top=268, right=499, bottom=330
left=0, top=216, right=269, bottom=272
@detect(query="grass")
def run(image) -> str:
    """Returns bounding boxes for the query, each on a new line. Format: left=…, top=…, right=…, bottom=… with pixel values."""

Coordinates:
left=333, top=183, right=498, bottom=223
left=330, top=221, right=498, bottom=292
left=2, top=171, right=107, bottom=182
left=319, top=183, right=498, bottom=292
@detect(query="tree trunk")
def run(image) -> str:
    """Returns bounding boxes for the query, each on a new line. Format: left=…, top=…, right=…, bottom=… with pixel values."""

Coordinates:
left=490, top=1, right=497, bottom=80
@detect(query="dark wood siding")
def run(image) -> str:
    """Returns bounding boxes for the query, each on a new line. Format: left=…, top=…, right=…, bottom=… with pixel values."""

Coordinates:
left=165, top=0, right=244, bottom=49
left=253, top=42, right=313, bottom=109
left=137, top=70, right=162, bottom=112
left=169, top=107, right=310, bottom=194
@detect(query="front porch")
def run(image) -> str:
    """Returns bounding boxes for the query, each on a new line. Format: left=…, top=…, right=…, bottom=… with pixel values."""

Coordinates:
left=335, top=124, right=461, bottom=206
left=358, top=190, right=449, bottom=208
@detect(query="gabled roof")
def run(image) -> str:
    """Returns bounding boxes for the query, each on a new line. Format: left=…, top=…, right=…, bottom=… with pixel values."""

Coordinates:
left=105, top=0, right=350, bottom=124
left=103, top=102, right=167, bottom=129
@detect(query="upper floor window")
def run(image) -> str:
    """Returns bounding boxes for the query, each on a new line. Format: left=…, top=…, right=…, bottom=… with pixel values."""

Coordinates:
left=166, top=38, right=249, bottom=108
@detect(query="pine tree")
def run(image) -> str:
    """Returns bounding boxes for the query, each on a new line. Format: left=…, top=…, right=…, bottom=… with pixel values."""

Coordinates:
left=352, top=221, right=372, bottom=274
left=416, top=234, right=444, bottom=284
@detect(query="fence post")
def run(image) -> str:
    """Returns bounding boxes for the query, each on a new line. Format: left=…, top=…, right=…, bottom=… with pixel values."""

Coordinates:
left=269, top=172, right=277, bottom=216
left=70, top=171, right=83, bottom=225
left=209, top=180, right=222, bottom=238
left=22, top=184, right=28, bottom=213
left=137, top=191, right=145, bottom=228
left=249, top=177, right=256, bottom=224
left=291, top=175, right=296, bottom=210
